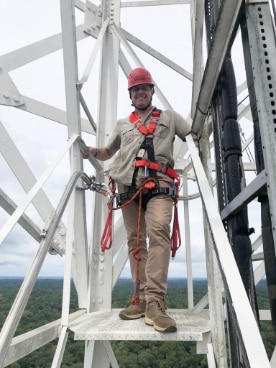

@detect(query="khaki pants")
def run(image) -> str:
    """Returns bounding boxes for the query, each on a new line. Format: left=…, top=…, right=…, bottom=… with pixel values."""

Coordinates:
left=118, top=174, right=174, bottom=302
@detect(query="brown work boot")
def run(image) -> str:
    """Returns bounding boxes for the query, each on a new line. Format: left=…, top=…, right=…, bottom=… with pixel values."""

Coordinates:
left=119, top=300, right=146, bottom=320
left=145, top=299, right=177, bottom=332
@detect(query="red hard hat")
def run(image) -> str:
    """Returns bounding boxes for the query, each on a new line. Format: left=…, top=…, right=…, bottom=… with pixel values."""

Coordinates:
left=128, top=68, right=154, bottom=90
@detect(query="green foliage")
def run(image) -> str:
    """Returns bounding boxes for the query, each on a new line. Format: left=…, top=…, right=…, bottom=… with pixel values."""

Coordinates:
left=0, top=278, right=274, bottom=367
left=0, top=279, right=81, bottom=368
left=111, top=340, right=207, bottom=368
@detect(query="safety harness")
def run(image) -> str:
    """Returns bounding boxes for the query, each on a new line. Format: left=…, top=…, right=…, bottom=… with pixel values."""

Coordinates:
left=101, top=108, right=181, bottom=253
left=117, top=109, right=180, bottom=206
left=100, top=108, right=182, bottom=305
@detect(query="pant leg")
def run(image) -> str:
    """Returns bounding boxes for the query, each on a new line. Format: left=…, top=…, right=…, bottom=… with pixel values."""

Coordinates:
left=144, top=175, right=174, bottom=301
left=119, top=185, right=148, bottom=300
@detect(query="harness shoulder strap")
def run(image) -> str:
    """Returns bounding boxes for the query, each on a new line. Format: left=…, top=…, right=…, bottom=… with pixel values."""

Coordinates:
left=129, top=108, right=162, bottom=186
left=129, top=108, right=161, bottom=135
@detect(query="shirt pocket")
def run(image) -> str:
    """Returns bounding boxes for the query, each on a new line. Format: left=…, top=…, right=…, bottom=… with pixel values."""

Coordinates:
left=122, top=126, right=139, bottom=146
left=154, top=121, right=169, bottom=139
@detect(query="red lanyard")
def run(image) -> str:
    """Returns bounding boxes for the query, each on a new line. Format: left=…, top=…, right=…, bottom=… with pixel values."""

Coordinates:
left=129, top=109, right=160, bottom=136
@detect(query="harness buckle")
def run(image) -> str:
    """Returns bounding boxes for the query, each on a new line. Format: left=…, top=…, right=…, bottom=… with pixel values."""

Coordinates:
left=158, top=163, right=168, bottom=174
left=137, top=148, right=146, bottom=159
left=135, top=120, right=143, bottom=129
left=144, top=165, right=149, bottom=178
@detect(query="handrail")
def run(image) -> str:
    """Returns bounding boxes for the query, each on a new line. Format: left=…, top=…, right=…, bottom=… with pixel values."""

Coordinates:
left=186, top=135, right=270, bottom=367
left=0, top=171, right=91, bottom=366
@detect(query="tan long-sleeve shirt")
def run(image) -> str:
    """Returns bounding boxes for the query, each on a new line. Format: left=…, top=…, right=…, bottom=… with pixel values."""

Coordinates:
left=106, top=107, right=191, bottom=186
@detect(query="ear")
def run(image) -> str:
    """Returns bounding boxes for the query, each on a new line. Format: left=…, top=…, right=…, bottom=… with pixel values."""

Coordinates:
left=151, top=88, right=155, bottom=95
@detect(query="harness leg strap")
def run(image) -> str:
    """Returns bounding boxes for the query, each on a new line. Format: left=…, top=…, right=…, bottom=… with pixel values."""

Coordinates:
left=117, top=186, right=176, bottom=210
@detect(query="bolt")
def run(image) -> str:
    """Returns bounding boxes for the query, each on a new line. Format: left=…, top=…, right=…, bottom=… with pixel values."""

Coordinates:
left=59, top=228, right=66, bottom=236
left=100, top=254, right=105, bottom=262
left=12, top=95, right=20, bottom=102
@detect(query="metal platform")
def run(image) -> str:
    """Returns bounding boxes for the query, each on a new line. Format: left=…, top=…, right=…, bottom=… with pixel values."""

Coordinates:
left=69, top=309, right=210, bottom=342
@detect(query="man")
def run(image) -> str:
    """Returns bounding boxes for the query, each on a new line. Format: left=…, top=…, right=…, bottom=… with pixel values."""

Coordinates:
left=84, top=67, right=192, bottom=332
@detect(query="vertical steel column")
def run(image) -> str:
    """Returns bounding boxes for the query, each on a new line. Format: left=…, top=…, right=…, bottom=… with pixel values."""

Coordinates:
left=241, top=0, right=276, bottom=334
left=60, top=0, right=89, bottom=307
left=200, top=124, right=228, bottom=368
left=88, top=0, right=120, bottom=312
left=191, top=1, right=227, bottom=365
left=86, top=1, right=121, bottom=367
left=242, top=1, right=276, bottom=253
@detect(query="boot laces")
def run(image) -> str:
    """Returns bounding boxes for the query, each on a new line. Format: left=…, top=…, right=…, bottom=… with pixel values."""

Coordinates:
left=154, top=299, right=167, bottom=314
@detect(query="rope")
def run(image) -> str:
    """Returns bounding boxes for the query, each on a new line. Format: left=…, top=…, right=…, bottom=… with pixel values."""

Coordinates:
left=100, top=178, right=116, bottom=252
left=100, top=178, right=156, bottom=252
left=131, top=191, right=143, bottom=306
left=101, top=178, right=158, bottom=304
left=100, top=177, right=181, bottom=302
left=171, top=190, right=181, bottom=258
left=101, top=177, right=182, bottom=256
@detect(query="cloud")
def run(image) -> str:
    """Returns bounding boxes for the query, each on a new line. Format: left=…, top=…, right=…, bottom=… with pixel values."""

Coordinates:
left=0, top=0, right=262, bottom=283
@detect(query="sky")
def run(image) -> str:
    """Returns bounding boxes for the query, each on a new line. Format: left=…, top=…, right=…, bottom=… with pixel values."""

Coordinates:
left=0, top=0, right=265, bottom=280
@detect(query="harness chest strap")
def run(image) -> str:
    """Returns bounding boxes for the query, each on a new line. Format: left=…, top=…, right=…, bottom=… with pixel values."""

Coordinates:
left=129, top=108, right=180, bottom=184
left=135, top=160, right=180, bottom=187
left=130, top=108, right=160, bottom=186
left=129, top=109, right=160, bottom=135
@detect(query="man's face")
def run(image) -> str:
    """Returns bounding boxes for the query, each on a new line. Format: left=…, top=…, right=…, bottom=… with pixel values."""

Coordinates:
left=130, top=84, right=153, bottom=109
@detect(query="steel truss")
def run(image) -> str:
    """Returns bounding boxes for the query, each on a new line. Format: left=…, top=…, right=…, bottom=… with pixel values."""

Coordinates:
left=0, top=0, right=275, bottom=367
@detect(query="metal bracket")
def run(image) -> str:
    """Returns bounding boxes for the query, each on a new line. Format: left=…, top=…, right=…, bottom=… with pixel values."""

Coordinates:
left=246, top=0, right=268, bottom=3
left=84, top=1, right=102, bottom=36
left=77, top=175, right=112, bottom=198
left=0, top=67, right=24, bottom=107
left=41, top=211, right=65, bottom=256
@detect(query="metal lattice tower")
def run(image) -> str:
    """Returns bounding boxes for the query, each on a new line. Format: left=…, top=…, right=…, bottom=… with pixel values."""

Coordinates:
left=0, top=1, right=276, bottom=367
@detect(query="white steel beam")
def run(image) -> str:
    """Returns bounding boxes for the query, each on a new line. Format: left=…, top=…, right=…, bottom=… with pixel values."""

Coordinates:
left=197, top=124, right=227, bottom=367
left=182, top=173, right=194, bottom=309
left=121, top=0, right=190, bottom=7
left=102, top=341, right=120, bottom=368
left=18, top=96, right=94, bottom=134
left=220, top=169, right=267, bottom=221
left=123, top=29, right=193, bottom=81
left=206, top=342, right=217, bottom=368
left=0, top=188, right=42, bottom=244
left=190, top=0, right=204, bottom=116
left=111, top=23, right=174, bottom=109
left=0, top=26, right=88, bottom=72
left=79, top=18, right=110, bottom=86
left=87, top=0, right=121, bottom=320
left=186, top=134, right=270, bottom=367
left=243, top=1, right=276, bottom=253
left=3, top=311, right=85, bottom=367
left=270, top=347, right=276, bottom=368
left=51, top=326, right=69, bottom=368
left=192, top=0, right=243, bottom=134
left=254, top=262, right=266, bottom=285
left=0, top=170, right=88, bottom=366
left=60, top=0, right=89, bottom=308
left=0, top=126, right=78, bottom=250
left=75, top=0, right=86, bottom=12
left=0, top=67, right=23, bottom=106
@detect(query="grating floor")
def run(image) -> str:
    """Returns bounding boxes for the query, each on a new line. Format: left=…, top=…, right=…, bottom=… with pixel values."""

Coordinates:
left=69, top=309, right=210, bottom=342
